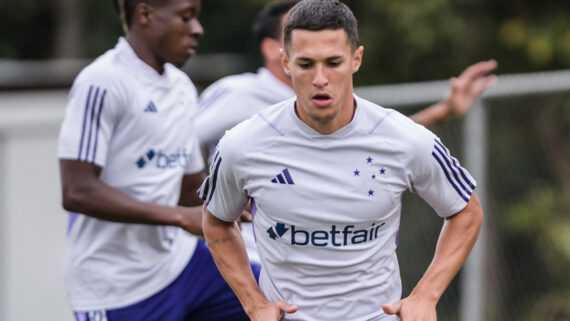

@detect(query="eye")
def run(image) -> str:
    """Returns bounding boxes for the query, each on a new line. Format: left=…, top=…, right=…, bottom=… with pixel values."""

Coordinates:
left=327, top=60, right=341, bottom=67
left=298, top=61, right=312, bottom=69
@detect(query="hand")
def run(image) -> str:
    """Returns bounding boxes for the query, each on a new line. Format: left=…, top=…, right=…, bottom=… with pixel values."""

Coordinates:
left=249, top=300, right=298, bottom=321
left=382, top=295, right=437, bottom=321
left=238, top=200, right=253, bottom=224
left=443, top=59, right=497, bottom=120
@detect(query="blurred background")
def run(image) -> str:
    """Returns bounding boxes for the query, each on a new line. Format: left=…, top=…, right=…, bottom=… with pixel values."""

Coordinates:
left=0, top=0, right=569, bottom=320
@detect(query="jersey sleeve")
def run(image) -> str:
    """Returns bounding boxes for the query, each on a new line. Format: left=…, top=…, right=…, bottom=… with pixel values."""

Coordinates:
left=197, top=128, right=249, bottom=222
left=58, top=72, right=124, bottom=167
left=407, top=126, right=477, bottom=218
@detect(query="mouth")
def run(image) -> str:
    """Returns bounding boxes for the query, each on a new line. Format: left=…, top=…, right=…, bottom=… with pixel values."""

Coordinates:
left=312, top=93, right=333, bottom=107
left=186, top=42, right=199, bottom=57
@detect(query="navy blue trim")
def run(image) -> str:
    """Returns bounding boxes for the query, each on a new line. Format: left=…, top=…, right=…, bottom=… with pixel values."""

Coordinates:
left=434, top=145, right=472, bottom=196
left=206, top=156, right=222, bottom=205
left=84, top=87, right=100, bottom=161
left=432, top=151, right=469, bottom=202
left=78, top=86, right=94, bottom=159
left=200, top=179, right=210, bottom=201
left=92, top=89, right=107, bottom=163
left=435, top=139, right=476, bottom=189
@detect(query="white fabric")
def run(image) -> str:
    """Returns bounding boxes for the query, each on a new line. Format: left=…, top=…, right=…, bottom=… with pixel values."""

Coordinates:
left=196, top=68, right=293, bottom=265
left=200, top=96, right=476, bottom=321
left=58, top=38, right=204, bottom=310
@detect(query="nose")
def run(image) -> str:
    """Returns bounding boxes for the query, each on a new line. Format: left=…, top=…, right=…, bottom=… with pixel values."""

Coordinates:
left=312, top=64, right=328, bottom=87
left=189, top=18, right=204, bottom=37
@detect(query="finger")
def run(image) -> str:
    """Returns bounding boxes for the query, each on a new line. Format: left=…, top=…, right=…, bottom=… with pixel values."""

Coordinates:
left=458, top=59, right=498, bottom=85
left=240, top=210, right=252, bottom=222
left=382, top=302, right=401, bottom=315
left=471, top=74, right=498, bottom=98
left=277, top=300, right=298, bottom=314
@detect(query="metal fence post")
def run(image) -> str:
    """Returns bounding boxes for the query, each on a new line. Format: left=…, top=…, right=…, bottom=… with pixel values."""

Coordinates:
left=460, top=100, right=488, bottom=321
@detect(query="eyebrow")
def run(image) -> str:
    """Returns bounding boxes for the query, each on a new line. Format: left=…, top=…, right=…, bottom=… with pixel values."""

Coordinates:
left=295, top=55, right=344, bottom=62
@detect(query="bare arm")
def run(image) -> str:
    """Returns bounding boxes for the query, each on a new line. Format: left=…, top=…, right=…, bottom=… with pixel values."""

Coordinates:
left=202, top=207, right=297, bottom=320
left=60, top=159, right=204, bottom=235
left=410, top=60, right=497, bottom=131
left=383, top=193, right=484, bottom=320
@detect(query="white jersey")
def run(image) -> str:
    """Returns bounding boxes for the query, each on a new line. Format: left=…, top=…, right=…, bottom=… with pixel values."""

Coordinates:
left=58, top=38, right=205, bottom=310
left=199, top=96, right=476, bottom=321
left=196, top=67, right=294, bottom=149
left=196, top=68, right=293, bottom=264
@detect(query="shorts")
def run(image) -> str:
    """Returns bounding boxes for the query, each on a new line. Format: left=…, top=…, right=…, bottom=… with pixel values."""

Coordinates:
left=74, top=239, right=261, bottom=321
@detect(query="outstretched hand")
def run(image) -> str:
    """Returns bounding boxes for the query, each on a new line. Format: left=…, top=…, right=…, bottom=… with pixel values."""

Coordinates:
left=382, top=295, right=437, bottom=321
left=249, top=300, right=298, bottom=321
left=444, top=59, right=498, bottom=120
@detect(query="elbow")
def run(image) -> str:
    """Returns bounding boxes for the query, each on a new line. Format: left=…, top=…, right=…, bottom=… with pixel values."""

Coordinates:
left=61, top=184, right=90, bottom=213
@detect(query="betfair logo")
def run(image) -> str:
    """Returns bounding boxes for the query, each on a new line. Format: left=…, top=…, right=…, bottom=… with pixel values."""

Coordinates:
left=267, top=222, right=385, bottom=247
left=136, top=148, right=191, bottom=169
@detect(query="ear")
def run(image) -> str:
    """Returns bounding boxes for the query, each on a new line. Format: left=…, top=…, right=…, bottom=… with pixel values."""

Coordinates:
left=260, top=38, right=282, bottom=63
left=352, top=45, right=364, bottom=73
left=132, top=2, right=153, bottom=26
left=280, top=48, right=291, bottom=76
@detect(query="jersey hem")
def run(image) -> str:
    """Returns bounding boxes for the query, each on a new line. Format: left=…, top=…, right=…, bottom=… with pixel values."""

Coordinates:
left=67, top=236, right=197, bottom=311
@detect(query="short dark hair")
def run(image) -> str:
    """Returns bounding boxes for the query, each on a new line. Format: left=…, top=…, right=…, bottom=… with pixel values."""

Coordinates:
left=283, top=0, right=358, bottom=52
left=252, top=0, right=299, bottom=47
left=112, top=0, right=163, bottom=30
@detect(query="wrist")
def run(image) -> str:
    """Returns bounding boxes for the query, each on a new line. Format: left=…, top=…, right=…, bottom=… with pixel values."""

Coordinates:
left=409, top=287, right=441, bottom=305
left=242, top=289, right=271, bottom=316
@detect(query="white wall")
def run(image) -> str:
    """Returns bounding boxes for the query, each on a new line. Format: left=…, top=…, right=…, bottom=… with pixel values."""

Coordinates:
left=0, top=90, right=73, bottom=321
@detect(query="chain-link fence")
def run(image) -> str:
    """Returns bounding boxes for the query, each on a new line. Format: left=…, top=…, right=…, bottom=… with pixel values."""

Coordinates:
left=357, top=70, right=570, bottom=321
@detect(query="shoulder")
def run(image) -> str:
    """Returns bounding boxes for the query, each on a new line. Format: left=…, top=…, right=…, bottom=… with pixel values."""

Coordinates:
left=204, top=72, right=258, bottom=95
left=72, top=49, right=128, bottom=95
left=218, top=100, right=291, bottom=151
left=358, top=96, right=435, bottom=161
left=166, top=63, right=198, bottom=96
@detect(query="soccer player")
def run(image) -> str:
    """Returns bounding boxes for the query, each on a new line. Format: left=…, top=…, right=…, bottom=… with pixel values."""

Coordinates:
left=58, top=0, right=257, bottom=320
left=196, top=0, right=497, bottom=156
left=200, top=0, right=484, bottom=320
left=196, top=0, right=494, bottom=278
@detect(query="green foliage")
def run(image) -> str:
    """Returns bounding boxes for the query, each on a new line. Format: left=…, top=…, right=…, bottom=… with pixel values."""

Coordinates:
left=2, top=0, right=569, bottom=83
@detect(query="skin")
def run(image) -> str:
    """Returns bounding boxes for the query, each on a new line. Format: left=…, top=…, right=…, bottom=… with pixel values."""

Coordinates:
left=203, top=27, right=484, bottom=321
left=126, top=0, right=203, bottom=73
left=260, top=13, right=497, bottom=132
left=60, top=0, right=206, bottom=235
left=281, top=29, right=363, bottom=134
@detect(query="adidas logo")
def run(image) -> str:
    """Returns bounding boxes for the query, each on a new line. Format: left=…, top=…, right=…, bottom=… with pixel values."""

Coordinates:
left=271, top=168, right=295, bottom=185
left=143, top=100, right=158, bottom=113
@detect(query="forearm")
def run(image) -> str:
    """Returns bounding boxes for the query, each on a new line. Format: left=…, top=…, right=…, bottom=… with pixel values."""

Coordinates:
left=411, top=194, right=483, bottom=303
left=409, top=102, right=451, bottom=132
left=63, top=176, right=186, bottom=226
left=202, top=207, right=268, bottom=315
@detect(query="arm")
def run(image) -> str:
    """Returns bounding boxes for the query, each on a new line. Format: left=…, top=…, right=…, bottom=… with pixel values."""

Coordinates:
left=383, top=193, right=484, bottom=320
left=410, top=60, right=497, bottom=131
left=60, top=159, right=204, bottom=236
left=202, top=207, right=297, bottom=320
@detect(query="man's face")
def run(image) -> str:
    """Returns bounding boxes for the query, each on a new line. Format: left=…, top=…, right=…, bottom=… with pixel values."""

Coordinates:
left=149, top=0, right=203, bottom=67
left=282, top=29, right=363, bottom=133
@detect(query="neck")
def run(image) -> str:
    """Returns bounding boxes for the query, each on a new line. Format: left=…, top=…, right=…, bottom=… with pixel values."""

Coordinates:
left=296, top=95, right=357, bottom=135
left=126, top=35, right=165, bottom=74
left=265, top=60, right=292, bottom=88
